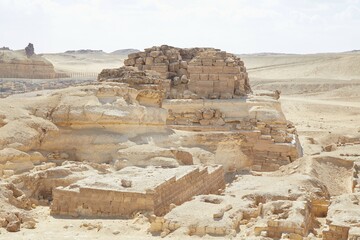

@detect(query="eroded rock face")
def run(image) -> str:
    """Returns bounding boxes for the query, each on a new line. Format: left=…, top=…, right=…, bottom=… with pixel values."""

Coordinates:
left=0, top=46, right=302, bottom=173
left=0, top=47, right=56, bottom=79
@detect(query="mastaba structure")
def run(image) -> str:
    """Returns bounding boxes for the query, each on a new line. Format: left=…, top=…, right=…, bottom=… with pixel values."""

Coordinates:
left=98, top=45, right=303, bottom=172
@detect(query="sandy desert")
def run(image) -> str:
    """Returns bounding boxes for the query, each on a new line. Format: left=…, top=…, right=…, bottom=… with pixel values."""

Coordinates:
left=0, top=44, right=359, bottom=240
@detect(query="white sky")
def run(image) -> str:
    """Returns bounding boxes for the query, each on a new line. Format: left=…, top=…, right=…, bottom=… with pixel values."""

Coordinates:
left=1, top=0, right=360, bottom=54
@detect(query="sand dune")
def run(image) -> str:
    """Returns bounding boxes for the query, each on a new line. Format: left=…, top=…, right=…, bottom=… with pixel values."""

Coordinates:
left=242, top=52, right=360, bottom=80
left=41, top=51, right=126, bottom=74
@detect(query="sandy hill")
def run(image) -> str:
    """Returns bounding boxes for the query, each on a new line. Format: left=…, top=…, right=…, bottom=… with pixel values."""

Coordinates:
left=239, top=52, right=360, bottom=96
left=41, top=50, right=125, bottom=74
left=241, top=52, right=360, bottom=80
left=111, top=49, right=140, bottom=55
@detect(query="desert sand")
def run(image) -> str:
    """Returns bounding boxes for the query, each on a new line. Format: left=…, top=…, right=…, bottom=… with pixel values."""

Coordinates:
left=41, top=50, right=130, bottom=74
left=0, top=47, right=359, bottom=240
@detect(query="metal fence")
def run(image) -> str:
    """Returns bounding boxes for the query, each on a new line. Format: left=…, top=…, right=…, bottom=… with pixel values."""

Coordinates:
left=0, top=72, right=99, bottom=98
left=0, top=72, right=99, bottom=79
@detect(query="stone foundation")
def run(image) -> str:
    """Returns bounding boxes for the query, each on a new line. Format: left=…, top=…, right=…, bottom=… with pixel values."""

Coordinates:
left=163, top=98, right=301, bottom=171
left=323, top=224, right=350, bottom=240
left=50, top=165, right=225, bottom=217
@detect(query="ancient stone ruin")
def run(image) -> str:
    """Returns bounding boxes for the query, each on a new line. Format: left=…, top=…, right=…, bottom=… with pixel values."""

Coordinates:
left=121, top=45, right=251, bottom=99
left=0, top=45, right=321, bottom=238
left=99, top=45, right=302, bottom=172
left=51, top=165, right=224, bottom=217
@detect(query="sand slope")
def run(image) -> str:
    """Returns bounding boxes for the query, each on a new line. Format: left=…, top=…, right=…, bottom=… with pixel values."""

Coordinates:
left=241, top=52, right=360, bottom=80
left=41, top=51, right=125, bottom=74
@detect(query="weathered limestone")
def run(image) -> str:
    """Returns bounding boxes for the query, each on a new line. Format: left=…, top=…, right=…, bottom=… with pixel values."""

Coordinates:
left=151, top=174, right=329, bottom=238
left=50, top=165, right=225, bottom=217
left=0, top=48, right=56, bottom=79
left=323, top=193, right=360, bottom=240
left=0, top=181, right=36, bottom=232
left=163, top=97, right=301, bottom=171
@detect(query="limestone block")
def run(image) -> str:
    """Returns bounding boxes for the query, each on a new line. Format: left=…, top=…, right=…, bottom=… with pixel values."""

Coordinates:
left=209, top=74, right=219, bottom=81
left=169, top=62, right=180, bottom=72
left=145, top=57, right=154, bottom=65
left=181, top=75, right=189, bottom=84
left=188, top=65, right=203, bottom=74
left=180, top=61, right=188, bottom=69
left=6, top=221, right=20, bottom=232
left=202, top=109, right=215, bottom=119
left=196, top=81, right=213, bottom=90
left=150, top=51, right=162, bottom=58
left=214, top=60, right=226, bottom=66
left=214, top=118, right=226, bottom=126
left=249, top=106, right=285, bottom=123
left=151, top=64, right=169, bottom=73
left=199, top=119, right=210, bottom=126
left=135, top=57, right=145, bottom=64
left=215, top=51, right=227, bottom=58
left=135, top=64, right=143, bottom=70
left=143, top=65, right=151, bottom=70
left=202, top=66, right=224, bottom=74
left=154, top=55, right=168, bottom=63
left=138, top=52, right=146, bottom=57
left=220, top=93, right=233, bottom=99
left=227, top=77, right=235, bottom=86
left=190, top=74, right=200, bottom=81
left=128, top=52, right=140, bottom=59
left=200, top=74, right=209, bottom=81
left=124, top=58, right=135, bottom=66
left=177, top=68, right=189, bottom=77
left=223, top=66, right=240, bottom=74
left=173, top=77, right=181, bottom=86
left=219, top=74, right=235, bottom=81
left=202, top=59, right=213, bottom=66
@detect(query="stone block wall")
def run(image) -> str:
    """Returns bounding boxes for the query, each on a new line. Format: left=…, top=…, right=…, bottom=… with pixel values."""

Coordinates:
left=122, top=45, right=252, bottom=99
left=187, top=50, right=250, bottom=98
left=0, top=61, right=56, bottom=79
left=51, top=188, right=154, bottom=217
left=323, top=224, right=350, bottom=240
left=153, top=166, right=225, bottom=215
left=50, top=165, right=225, bottom=218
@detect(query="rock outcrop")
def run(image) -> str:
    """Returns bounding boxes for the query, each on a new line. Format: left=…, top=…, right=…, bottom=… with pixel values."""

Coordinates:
left=25, top=43, right=35, bottom=58
left=0, top=46, right=56, bottom=79
left=0, top=45, right=302, bottom=174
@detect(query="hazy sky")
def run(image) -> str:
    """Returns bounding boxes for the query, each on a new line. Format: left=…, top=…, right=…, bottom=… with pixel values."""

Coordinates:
left=1, top=0, right=359, bottom=54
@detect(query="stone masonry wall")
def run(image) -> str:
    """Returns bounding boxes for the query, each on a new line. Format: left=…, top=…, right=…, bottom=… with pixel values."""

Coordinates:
left=187, top=50, right=251, bottom=98
left=0, top=61, right=56, bottom=79
left=123, top=45, right=251, bottom=99
left=50, top=166, right=225, bottom=218
left=153, top=166, right=225, bottom=215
